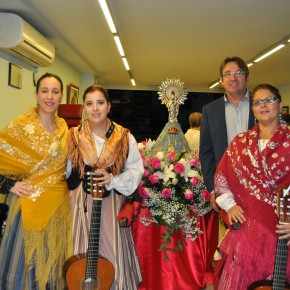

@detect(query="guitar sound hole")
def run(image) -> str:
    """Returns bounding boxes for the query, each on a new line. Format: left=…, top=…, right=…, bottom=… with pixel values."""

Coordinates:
left=81, top=276, right=101, bottom=290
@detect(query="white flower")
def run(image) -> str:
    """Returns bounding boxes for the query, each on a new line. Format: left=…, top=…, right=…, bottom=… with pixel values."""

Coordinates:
left=179, top=158, right=197, bottom=182
left=156, top=151, right=164, bottom=160
left=172, top=177, right=178, bottom=185
left=144, top=139, right=156, bottom=151
left=161, top=164, right=175, bottom=183
left=138, top=143, right=145, bottom=150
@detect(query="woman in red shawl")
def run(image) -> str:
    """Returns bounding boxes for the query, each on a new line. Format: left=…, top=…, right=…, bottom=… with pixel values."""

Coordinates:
left=214, top=83, right=290, bottom=289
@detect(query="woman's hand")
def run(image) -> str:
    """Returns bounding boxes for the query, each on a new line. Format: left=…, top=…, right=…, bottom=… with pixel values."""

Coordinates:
left=276, top=223, right=290, bottom=245
left=95, top=169, right=111, bottom=185
left=10, top=180, right=35, bottom=198
left=227, top=205, right=246, bottom=225
left=210, top=192, right=220, bottom=213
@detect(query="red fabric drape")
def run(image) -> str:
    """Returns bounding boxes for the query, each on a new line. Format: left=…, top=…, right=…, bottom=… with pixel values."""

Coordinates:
left=132, top=202, right=215, bottom=290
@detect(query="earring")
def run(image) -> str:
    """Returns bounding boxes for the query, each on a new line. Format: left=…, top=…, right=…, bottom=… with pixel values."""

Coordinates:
left=279, top=111, right=282, bottom=123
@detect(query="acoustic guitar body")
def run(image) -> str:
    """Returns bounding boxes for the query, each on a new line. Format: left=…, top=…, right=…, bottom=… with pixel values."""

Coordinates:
left=64, top=254, right=115, bottom=290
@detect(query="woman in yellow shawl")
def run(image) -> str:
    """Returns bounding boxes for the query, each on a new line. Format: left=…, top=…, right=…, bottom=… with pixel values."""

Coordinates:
left=0, top=73, right=72, bottom=289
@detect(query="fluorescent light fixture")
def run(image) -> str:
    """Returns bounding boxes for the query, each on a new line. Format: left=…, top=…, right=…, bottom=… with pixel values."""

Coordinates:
left=131, top=79, right=136, bottom=86
left=209, top=80, right=220, bottom=89
left=114, top=36, right=125, bottom=57
left=98, top=0, right=117, bottom=33
left=247, top=62, right=253, bottom=67
left=254, top=44, right=285, bottom=62
left=122, top=57, right=130, bottom=70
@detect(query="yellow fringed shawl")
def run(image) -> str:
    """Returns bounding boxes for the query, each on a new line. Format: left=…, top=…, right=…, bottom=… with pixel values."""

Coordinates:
left=0, top=108, right=73, bottom=289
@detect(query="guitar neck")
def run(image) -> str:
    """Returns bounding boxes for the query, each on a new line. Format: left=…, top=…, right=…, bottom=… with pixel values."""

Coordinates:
left=273, top=234, right=289, bottom=289
left=85, top=199, right=102, bottom=280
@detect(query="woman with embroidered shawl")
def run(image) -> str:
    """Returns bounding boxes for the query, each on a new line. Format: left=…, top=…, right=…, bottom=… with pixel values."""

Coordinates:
left=67, top=85, right=144, bottom=290
left=214, top=83, right=290, bottom=289
left=0, top=73, right=73, bottom=289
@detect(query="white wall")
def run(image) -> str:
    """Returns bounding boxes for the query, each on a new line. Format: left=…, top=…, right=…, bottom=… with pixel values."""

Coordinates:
left=0, top=52, right=84, bottom=130
left=278, top=84, right=290, bottom=108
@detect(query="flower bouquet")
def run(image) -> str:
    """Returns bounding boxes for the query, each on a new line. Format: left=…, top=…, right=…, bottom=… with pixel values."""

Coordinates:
left=127, top=139, right=211, bottom=259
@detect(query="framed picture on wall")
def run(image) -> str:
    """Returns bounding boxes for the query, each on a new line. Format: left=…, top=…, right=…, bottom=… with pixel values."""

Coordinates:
left=67, top=83, right=79, bottom=104
left=8, top=63, right=22, bottom=89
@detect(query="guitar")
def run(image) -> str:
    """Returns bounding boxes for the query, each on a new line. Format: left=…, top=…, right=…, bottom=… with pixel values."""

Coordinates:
left=248, top=185, right=290, bottom=290
left=64, top=169, right=115, bottom=290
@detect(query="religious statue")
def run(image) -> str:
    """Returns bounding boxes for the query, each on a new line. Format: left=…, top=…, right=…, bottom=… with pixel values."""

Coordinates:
left=157, top=78, right=188, bottom=123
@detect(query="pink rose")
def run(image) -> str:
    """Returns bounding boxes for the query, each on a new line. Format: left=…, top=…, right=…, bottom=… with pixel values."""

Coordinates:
left=190, top=176, right=199, bottom=185
left=184, top=189, right=194, bottom=200
left=168, top=152, right=176, bottom=162
left=138, top=186, right=150, bottom=199
left=202, top=190, right=211, bottom=200
left=173, top=163, right=185, bottom=174
left=161, top=188, right=172, bottom=198
left=150, top=157, right=161, bottom=169
left=143, top=168, right=149, bottom=177
left=190, top=158, right=200, bottom=167
left=149, top=174, right=159, bottom=184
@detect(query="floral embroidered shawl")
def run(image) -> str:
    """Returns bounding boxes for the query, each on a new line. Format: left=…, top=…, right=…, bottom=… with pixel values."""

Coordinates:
left=0, top=108, right=72, bottom=289
left=214, top=122, right=290, bottom=286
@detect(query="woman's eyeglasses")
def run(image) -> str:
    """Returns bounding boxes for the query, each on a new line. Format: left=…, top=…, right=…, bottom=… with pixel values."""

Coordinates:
left=252, top=96, right=279, bottom=107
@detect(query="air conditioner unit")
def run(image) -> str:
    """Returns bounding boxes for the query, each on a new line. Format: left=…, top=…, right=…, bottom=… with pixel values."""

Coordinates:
left=0, top=13, right=55, bottom=67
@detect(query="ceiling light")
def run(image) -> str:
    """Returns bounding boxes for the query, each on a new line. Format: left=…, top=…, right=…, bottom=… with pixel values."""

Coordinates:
left=209, top=80, right=220, bottom=89
left=98, top=0, right=117, bottom=33
left=247, top=62, right=253, bottom=67
left=122, top=57, right=130, bottom=70
left=98, top=0, right=136, bottom=86
left=114, top=36, right=125, bottom=57
left=254, top=44, right=285, bottom=63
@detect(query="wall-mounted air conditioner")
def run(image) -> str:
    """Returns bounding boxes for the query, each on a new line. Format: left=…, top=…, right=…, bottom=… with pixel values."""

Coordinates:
left=0, top=13, right=55, bottom=67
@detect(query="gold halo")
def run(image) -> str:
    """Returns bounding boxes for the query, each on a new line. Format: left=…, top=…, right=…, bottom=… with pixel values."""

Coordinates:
left=157, top=78, right=188, bottom=106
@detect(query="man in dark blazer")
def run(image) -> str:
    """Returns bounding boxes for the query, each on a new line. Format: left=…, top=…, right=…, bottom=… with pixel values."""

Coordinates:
left=199, top=56, right=255, bottom=277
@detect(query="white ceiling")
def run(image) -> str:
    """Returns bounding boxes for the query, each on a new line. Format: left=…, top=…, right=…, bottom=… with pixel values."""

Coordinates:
left=1, top=0, right=290, bottom=92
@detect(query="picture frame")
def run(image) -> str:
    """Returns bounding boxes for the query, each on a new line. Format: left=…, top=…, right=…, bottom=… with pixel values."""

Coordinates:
left=67, top=83, right=79, bottom=104
left=8, top=63, right=22, bottom=89
left=282, top=106, right=289, bottom=114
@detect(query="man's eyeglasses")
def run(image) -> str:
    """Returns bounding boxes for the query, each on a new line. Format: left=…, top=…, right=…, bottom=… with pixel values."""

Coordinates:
left=252, top=96, right=279, bottom=107
left=222, top=70, right=246, bottom=78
